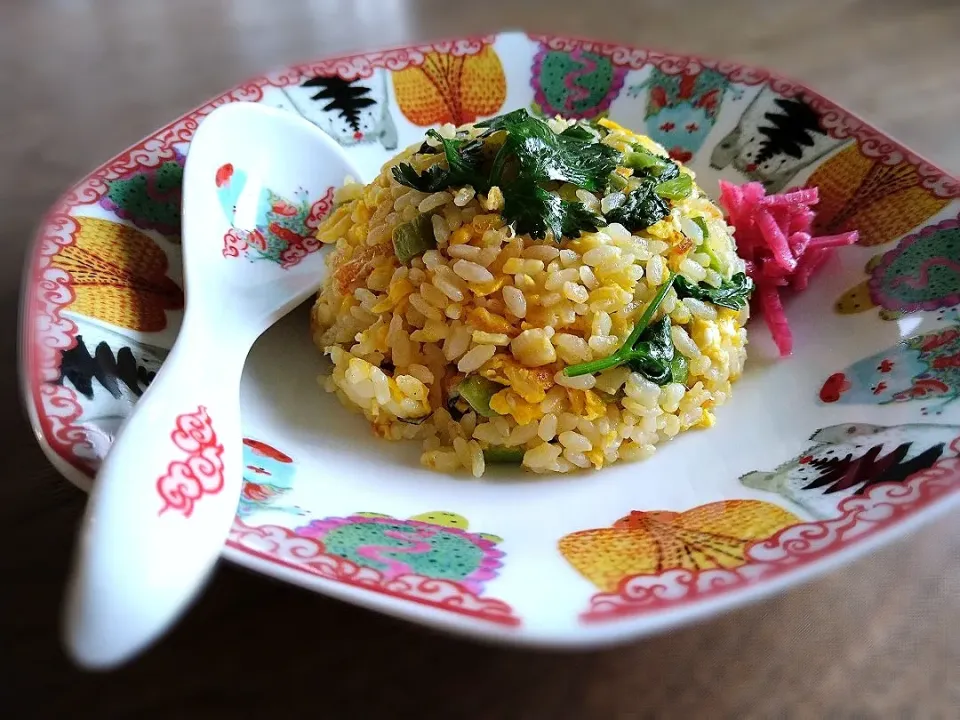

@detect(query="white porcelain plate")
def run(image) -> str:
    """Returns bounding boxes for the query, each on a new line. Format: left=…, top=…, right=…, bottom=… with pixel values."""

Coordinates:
left=20, top=31, right=960, bottom=647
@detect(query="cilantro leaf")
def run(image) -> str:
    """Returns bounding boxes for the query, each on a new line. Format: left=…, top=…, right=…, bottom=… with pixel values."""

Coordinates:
left=559, top=122, right=600, bottom=142
left=392, top=130, right=485, bottom=192
left=391, top=162, right=449, bottom=193
left=674, top=272, right=754, bottom=310
left=476, top=108, right=530, bottom=134
left=479, top=109, right=621, bottom=192
left=603, top=180, right=670, bottom=231
left=502, top=179, right=603, bottom=240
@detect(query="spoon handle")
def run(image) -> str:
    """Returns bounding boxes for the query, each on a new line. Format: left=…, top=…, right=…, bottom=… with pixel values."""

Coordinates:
left=64, top=322, right=249, bottom=669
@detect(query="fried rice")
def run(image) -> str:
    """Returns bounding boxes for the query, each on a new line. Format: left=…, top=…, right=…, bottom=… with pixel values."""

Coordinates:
left=310, top=114, right=749, bottom=476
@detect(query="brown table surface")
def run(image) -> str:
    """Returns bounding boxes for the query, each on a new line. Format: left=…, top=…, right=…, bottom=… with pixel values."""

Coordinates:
left=3, top=0, right=959, bottom=717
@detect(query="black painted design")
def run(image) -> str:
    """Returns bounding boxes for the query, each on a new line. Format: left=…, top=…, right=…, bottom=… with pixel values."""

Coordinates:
left=755, top=97, right=823, bottom=164
left=301, top=75, right=376, bottom=133
left=804, top=442, right=945, bottom=495
left=57, top=334, right=156, bottom=400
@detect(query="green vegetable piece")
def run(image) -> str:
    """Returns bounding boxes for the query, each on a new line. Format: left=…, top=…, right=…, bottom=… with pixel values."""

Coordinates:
left=392, top=213, right=437, bottom=264
left=655, top=173, right=694, bottom=200
left=564, top=273, right=677, bottom=377
left=502, top=115, right=620, bottom=192
left=692, top=216, right=709, bottom=240
left=607, top=172, right=629, bottom=192
left=624, top=145, right=679, bottom=181
left=396, top=109, right=624, bottom=243
left=624, top=316, right=675, bottom=385
left=674, top=272, right=755, bottom=311
left=670, top=352, right=689, bottom=386
left=392, top=130, right=486, bottom=192
left=603, top=179, right=670, bottom=231
left=483, top=446, right=525, bottom=464
left=690, top=216, right=731, bottom=274
left=476, top=108, right=530, bottom=133
left=457, top=375, right=503, bottom=417
left=559, top=123, right=599, bottom=142
left=502, top=178, right=603, bottom=241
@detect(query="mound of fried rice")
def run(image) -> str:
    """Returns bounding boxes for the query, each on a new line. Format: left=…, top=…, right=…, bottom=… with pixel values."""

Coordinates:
left=310, top=117, right=748, bottom=476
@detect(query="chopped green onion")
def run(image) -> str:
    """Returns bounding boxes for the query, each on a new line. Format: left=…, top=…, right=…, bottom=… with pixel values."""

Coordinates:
left=669, top=353, right=688, bottom=386
left=623, top=146, right=671, bottom=176
left=483, top=446, right=525, bottom=463
left=655, top=174, right=694, bottom=200
left=563, top=272, right=677, bottom=377
left=692, top=216, right=709, bottom=240
left=392, top=213, right=437, bottom=264
left=607, top=172, right=629, bottom=192
left=457, top=375, right=502, bottom=417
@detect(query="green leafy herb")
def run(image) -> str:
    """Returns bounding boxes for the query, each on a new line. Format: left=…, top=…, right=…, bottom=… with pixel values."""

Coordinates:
left=494, top=112, right=621, bottom=192
left=391, top=130, right=485, bottom=192
left=392, top=213, right=437, bottom=264
left=558, top=125, right=593, bottom=141
left=623, top=316, right=675, bottom=385
left=475, top=108, right=530, bottom=134
left=457, top=375, right=503, bottom=417
left=674, top=272, right=755, bottom=310
left=483, top=446, right=525, bottom=463
left=655, top=173, right=694, bottom=200
left=603, top=180, right=670, bottom=231
left=395, top=109, right=623, bottom=242
left=503, top=179, right=603, bottom=240
left=564, top=273, right=677, bottom=377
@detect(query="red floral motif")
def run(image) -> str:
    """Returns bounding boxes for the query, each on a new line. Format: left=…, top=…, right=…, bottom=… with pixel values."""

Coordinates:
left=275, top=185, right=336, bottom=269
left=226, top=519, right=520, bottom=627
left=221, top=228, right=249, bottom=259
left=156, top=406, right=225, bottom=518
left=580, top=435, right=960, bottom=621
left=304, top=186, right=335, bottom=231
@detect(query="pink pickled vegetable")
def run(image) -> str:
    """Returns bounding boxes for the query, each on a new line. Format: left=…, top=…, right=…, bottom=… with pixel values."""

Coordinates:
left=717, top=180, right=859, bottom=357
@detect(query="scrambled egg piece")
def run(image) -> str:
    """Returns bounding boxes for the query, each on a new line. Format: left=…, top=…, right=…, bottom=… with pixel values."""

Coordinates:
left=489, top=388, right=542, bottom=425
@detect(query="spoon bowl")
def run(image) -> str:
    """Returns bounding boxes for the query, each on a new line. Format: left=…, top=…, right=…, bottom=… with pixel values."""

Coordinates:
left=64, top=101, right=362, bottom=669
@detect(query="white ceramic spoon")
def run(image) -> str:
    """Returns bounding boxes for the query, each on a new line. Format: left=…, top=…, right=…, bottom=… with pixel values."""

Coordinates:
left=64, top=102, right=362, bottom=669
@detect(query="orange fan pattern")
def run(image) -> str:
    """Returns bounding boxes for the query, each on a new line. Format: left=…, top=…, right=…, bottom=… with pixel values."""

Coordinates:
left=805, top=145, right=949, bottom=248
left=392, top=46, right=506, bottom=127
left=559, top=500, right=800, bottom=592
left=51, top=216, right=184, bottom=332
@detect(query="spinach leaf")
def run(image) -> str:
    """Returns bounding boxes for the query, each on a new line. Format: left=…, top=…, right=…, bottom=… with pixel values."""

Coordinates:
left=603, top=179, right=670, bottom=231
left=624, top=316, right=675, bottom=385
left=674, top=272, right=755, bottom=310
left=563, top=274, right=677, bottom=385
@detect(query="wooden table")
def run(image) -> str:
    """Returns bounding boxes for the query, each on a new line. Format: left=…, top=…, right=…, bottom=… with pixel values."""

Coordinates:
left=3, top=1, right=959, bottom=716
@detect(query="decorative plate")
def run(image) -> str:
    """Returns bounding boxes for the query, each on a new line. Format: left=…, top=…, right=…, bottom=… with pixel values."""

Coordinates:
left=21, top=31, right=960, bottom=647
